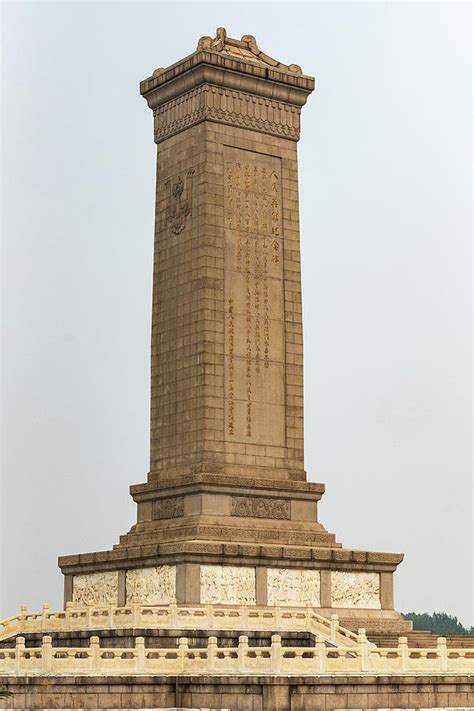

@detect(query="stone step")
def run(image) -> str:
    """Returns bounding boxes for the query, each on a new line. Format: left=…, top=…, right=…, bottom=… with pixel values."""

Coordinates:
left=368, top=630, right=474, bottom=648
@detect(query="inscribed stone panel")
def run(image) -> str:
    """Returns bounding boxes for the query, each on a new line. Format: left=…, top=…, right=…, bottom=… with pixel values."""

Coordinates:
left=200, top=564, right=256, bottom=604
left=224, top=147, right=285, bottom=446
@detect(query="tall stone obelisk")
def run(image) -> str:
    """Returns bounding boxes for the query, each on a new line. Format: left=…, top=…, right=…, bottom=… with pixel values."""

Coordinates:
left=59, top=29, right=409, bottom=635
left=145, top=28, right=309, bottom=484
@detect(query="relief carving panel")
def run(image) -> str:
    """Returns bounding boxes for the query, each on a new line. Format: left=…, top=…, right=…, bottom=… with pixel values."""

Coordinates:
left=200, top=565, right=256, bottom=605
left=72, top=572, right=118, bottom=607
left=331, top=572, right=381, bottom=609
left=153, top=496, right=184, bottom=520
left=126, top=566, right=177, bottom=604
left=231, top=496, right=290, bottom=519
left=267, top=568, right=321, bottom=606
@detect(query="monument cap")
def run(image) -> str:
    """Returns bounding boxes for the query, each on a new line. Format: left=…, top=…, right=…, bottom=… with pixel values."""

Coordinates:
left=140, top=27, right=315, bottom=110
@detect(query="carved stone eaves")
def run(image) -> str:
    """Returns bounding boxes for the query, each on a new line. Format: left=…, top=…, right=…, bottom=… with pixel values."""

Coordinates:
left=153, top=84, right=301, bottom=143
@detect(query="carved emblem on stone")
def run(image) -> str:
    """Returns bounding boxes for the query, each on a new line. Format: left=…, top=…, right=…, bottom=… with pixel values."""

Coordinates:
left=153, top=496, right=184, bottom=520
left=165, top=169, right=195, bottom=234
left=231, top=496, right=290, bottom=519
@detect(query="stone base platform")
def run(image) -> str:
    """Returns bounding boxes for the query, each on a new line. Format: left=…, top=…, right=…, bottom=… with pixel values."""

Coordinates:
left=1, top=673, right=473, bottom=710
left=58, top=473, right=409, bottom=636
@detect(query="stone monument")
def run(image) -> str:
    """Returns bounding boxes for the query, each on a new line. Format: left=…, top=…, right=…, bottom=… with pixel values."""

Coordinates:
left=58, top=27, right=409, bottom=635
left=3, top=28, right=474, bottom=711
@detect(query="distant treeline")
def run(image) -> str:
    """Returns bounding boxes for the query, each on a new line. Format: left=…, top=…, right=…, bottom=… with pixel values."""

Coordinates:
left=403, top=611, right=473, bottom=636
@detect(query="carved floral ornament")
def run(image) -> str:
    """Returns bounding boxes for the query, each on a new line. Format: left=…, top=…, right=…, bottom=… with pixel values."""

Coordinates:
left=231, top=495, right=290, bottom=519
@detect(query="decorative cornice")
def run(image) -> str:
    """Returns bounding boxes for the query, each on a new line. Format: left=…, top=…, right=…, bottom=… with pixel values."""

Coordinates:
left=59, top=540, right=404, bottom=575
left=130, top=472, right=325, bottom=499
left=153, top=84, right=301, bottom=143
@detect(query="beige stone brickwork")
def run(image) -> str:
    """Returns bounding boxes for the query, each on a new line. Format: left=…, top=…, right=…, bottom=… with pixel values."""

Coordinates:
left=147, top=120, right=305, bottom=482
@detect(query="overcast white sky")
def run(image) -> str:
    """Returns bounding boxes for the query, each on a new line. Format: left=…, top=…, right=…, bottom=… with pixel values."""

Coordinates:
left=1, top=1, right=472, bottom=626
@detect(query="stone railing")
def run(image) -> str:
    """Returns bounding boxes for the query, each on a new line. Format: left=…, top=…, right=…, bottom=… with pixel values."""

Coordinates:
left=0, top=632, right=473, bottom=677
left=0, top=603, right=358, bottom=647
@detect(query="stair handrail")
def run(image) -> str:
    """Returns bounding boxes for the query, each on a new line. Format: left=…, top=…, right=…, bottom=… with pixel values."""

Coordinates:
left=0, top=602, right=363, bottom=647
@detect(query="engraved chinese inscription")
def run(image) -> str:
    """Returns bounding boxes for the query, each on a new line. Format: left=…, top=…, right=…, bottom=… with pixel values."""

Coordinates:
left=224, top=148, right=285, bottom=446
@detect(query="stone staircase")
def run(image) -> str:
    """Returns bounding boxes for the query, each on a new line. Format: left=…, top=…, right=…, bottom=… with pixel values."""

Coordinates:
left=368, top=629, right=474, bottom=648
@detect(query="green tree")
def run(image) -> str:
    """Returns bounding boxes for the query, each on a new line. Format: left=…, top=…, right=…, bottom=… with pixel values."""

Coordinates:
left=403, top=611, right=471, bottom=635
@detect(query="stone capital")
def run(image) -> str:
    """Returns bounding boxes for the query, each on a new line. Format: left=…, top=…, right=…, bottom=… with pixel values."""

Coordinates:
left=140, top=33, right=315, bottom=143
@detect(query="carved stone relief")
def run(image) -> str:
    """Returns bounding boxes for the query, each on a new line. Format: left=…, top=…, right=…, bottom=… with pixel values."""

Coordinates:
left=231, top=496, right=290, bottom=519
left=153, top=496, right=184, bottom=520
left=165, top=169, right=195, bottom=234
left=72, top=572, right=118, bottom=607
left=200, top=565, right=256, bottom=605
left=267, top=568, right=320, bottom=606
left=154, top=85, right=301, bottom=143
left=331, top=572, right=381, bottom=609
left=126, top=566, right=176, bottom=604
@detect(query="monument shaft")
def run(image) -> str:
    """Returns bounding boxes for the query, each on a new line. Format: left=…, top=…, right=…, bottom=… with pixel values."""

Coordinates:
left=145, top=46, right=310, bottom=483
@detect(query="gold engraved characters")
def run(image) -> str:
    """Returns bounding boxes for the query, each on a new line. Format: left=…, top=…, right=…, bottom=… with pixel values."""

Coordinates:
left=262, top=168, right=270, bottom=369
left=226, top=162, right=234, bottom=230
left=227, top=298, right=235, bottom=436
left=270, top=171, right=281, bottom=266
left=236, top=163, right=242, bottom=271
left=245, top=226, right=252, bottom=436
left=165, top=168, right=195, bottom=234
left=224, top=153, right=282, bottom=439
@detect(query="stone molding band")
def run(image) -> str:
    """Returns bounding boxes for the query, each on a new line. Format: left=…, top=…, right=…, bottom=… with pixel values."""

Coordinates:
left=153, top=84, right=301, bottom=143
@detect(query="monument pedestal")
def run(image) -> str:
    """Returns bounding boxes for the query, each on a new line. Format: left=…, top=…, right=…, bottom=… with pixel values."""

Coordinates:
left=58, top=28, right=410, bottom=636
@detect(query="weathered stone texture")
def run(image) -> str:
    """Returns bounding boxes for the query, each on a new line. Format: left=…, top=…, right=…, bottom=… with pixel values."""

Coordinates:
left=1, top=673, right=473, bottom=710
